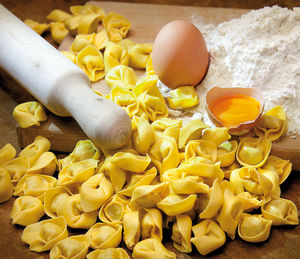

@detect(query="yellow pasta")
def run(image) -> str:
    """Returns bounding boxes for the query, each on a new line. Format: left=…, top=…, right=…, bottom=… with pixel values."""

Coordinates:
left=49, top=235, right=90, bottom=259
left=118, top=38, right=135, bottom=49
left=103, top=12, right=131, bottom=42
left=151, top=117, right=182, bottom=142
left=123, top=207, right=141, bottom=250
left=167, top=86, right=199, bottom=109
left=61, top=51, right=76, bottom=63
left=76, top=44, right=105, bottom=82
left=217, top=140, right=238, bottom=167
left=77, top=13, right=101, bottom=34
left=13, top=101, right=47, bottom=128
left=191, top=219, right=226, bottom=256
left=237, top=191, right=263, bottom=212
left=145, top=54, right=156, bottom=76
left=104, top=41, right=130, bottom=72
left=70, top=33, right=95, bottom=53
left=47, top=9, right=72, bottom=22
left=86, top=248, right=130, bottom=259
left=185, top=139, right=217, bottom=162
left=70, top=4, right=106, bottom=17
left=64, top=15, right=82, bottom=34
left=27, top=151, right=57, bottom=176
left=3, top=156, right=29, bottom=183
left=50, top=22, right=69, bottom=44
left=94, top=29, right=109, bottom=50
left=10, top=196, right=44, bottom=226
left=202, top=127, right=231, bottom=146
left=0, top=168, right=13, bottom=203
left=0, top=143, right=16, bottom=167
left=140, top=208, right=163, bottom=241
left=86, top=222, right=122, bottom=249
left=128, top=43, right=153, bottom=69
left=172, top=214, right=192, bottom=253
left=132, top=238, right=176, bottom=259
left=24, top=19, right=50, bottom=35
left=105, top=65, right=138, bottom=90
left=21, top=216, right=68, bottom=252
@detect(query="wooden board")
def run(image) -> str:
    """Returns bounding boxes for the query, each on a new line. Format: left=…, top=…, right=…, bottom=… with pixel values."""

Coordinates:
left=15, top=1, right=300, bottom=171
left=1, top=2, right=300, bottom=259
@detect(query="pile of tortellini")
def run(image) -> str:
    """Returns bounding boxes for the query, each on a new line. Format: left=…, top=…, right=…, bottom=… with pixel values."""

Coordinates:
left=1, top=91, right=299, bottom=258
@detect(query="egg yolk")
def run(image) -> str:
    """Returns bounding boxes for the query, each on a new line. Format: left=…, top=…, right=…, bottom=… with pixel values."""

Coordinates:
left=209, top=94, right=260, bottom=128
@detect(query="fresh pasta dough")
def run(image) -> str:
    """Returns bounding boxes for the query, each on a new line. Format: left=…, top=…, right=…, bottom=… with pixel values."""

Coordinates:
left=13, top=101, right=47, bottom=128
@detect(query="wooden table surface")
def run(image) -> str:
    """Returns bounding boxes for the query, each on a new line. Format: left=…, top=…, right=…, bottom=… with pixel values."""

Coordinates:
left=0, top=1, right=299, bottom=259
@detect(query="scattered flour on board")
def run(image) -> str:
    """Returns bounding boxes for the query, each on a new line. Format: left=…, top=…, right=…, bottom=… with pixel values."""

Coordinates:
left=159, top=6, right=300, bottom=134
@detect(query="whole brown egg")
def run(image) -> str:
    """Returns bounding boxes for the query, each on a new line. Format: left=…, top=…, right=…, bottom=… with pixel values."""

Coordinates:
left=152, top=20, right=210, bottom=89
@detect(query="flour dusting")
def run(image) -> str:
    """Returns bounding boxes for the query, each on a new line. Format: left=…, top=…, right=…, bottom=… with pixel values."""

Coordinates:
left=183, top=6, right=300, bottom=133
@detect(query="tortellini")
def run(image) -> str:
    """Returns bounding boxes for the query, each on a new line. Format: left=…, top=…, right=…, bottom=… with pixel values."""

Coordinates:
left=13, top=101, right=47, bottom=128
left=21, top=216, right=68, bottom=252
left=61, top=51, right=76, bottom=63
left=49, top=235, right=90, bottom=259
left=27, top=151, right=57, bottom=175
left=70, top=33, right=95, bottom=53
left=0, top=168, right=13, bottom=203
left=57, top=194, right=98, bottom=229
left=191, top=219, right=226, bottom=256
left=0, top=143, right=16, bottom=166
left=76, top=44, right=105, bottom=82
left=87, top=248, right=130, bottom=259
left=123, top=207, right=141, bottom=250
left=11, top=196, right=44, bottom=226
left=50, top=22, right=69, bottom=44
left=132, top=238, right=176, bottom=259
left=103, top=12, right=131, bottom=42
left=105, top=65, right=138, bottom=90
left=167, top=86, right=199, bottom=109
left=94, top=29, right=109, bottom=50
left=24, top=19, right=50, bottom=35
left=151, top=117, right=182, bottom=142
left=3, top=157, right=29, bottom=183
left=238, top=213, right=272, bottom=242
left=140, top=208, right=163, bottom=241
left=172, top=214, right=192, bottom=253
left=77, top=13, right=101, bottom=34
left=128, top=43, right=153, bottom=69
left=47, top=9, right=72, bottom=22
left=104, top=41, right=129, bottom=72
left=185, top=139, right=217, bottom=162
left=86, top=222, right=122, bottom=249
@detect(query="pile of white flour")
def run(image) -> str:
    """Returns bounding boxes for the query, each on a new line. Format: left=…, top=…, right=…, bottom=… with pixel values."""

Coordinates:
left=165, top=6, right=300, bottom=134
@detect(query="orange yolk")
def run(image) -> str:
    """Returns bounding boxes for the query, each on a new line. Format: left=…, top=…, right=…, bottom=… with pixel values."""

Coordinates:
left=209, top=94, right=260, bottom=128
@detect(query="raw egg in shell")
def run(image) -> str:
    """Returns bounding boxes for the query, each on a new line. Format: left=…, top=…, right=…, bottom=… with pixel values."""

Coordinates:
left=152, top=20, right=209, bottom=89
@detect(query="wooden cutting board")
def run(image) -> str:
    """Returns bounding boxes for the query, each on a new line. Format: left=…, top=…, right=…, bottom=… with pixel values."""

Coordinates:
left=14, top=1, right=300, bottom=171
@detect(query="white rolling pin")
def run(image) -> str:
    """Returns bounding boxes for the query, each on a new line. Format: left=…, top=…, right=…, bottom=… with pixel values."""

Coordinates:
left=0, top=4, right=132, bottom=150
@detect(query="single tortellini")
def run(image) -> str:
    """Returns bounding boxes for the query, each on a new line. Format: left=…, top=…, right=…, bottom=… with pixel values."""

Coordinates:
left=185, top=139, right=217, bottom=162
left=107, top=86, right=139, bottom=118
left=19, top=135, right=51, bottom=166
left=237, top=137, right=271, bottom=167
left=123, top=208, right=141, bottom=250
left=131, top=115, right=154, bottom=155
left=86, top=222, right=122, bottom=249
left=77, top=44, right=105, bottom=82
left=128, top=43, right=153, bottom=69
left=133, top=75, right=168, bottom=122
left=70, top=3, right=106, bottom=17
left=157, top=193, right=197, bottom=216
left=258, top=168, right=281, bottom=198
left=202, top=127, right=231, bottom=146
left=99, top=194, right=129, bottom=223
left=103, top=12, right=131, bottom=42
left=44, top=186, right=73, bottom=218
left=24, top=19, right=50, bottom=35
left=10, top=196, right=44, bottom=226
left=151, top=117, right=182, bottom=143
left=237, top=191, right=264, bottom=212
left=77, top=13, right=101, bottom=34
left=198, top=179, right=223, bottom=219
left=14, top=174, right=57, bottom=200
left=86, top=248, right=130, bottom=259
left=57, top=159, right=98, bottom=186
left=262, top=155, right=292, bottom=184
left=21, top=216, right=68, bottom=252
left=172, top=214, right=192, bottom=253
left=64, top=15, right=82, bottom=34
left=118, top=38, right=135, bottom=49
left=178, top=119, right=209, bottom=149
left=140, top=208, right=163, bottom=241
left=132, top=238, right=176, bottom=259
left=191, top=219, right=226, bottom=256
left=254, top=106, right=287, bottom=141
left=61, top=51, right=76, bottom=63
left=49, top=235, right=90, bottom=259
left=80, top=173, right=114, bottom=212
left=0, top=168, right=13, bottom=203
left=0, top=143, right=16, bottom=166
left=59, top=139, right=100, bottom=170
left=167, top=86, right=199, bottom=109
left=129, top=182, right=170, bottom=210
left=13, top=101, right=47, bottom=128
left=105, top=65, right=138, bottom=90
left=261, top=197, right=299, bottom=226
left=104, top=41, right=129, bottom=72
left=94, top=29, right=109, bottom=50
left=57, top=194, right=98, bottom=229
left=3, top=156, right=29, bottom=183
left=27, top=151, right=57, bottom=176
left=217, top=140, right=238, bottom=167
left=47, top=9, right=72, bottom=22
left=118, top=167, right=157, bottom=197
left=70, top=33, right=95, bottom=53
left=149, top=135, right=180, bottom=174
left=145, top=54, right=155, bottom=76
left=50, top=22, right=69, bottom=44
left=238, top=213, right=272, bottom=242
left=216, top=189, right=244, bottom=240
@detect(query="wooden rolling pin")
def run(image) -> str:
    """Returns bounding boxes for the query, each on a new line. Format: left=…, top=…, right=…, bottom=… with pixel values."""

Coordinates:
left=0, top=4, right=132, bottom=150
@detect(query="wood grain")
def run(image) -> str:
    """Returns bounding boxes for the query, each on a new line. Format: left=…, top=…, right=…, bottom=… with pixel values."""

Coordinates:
left=0, top=1, right=300, bottom=259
